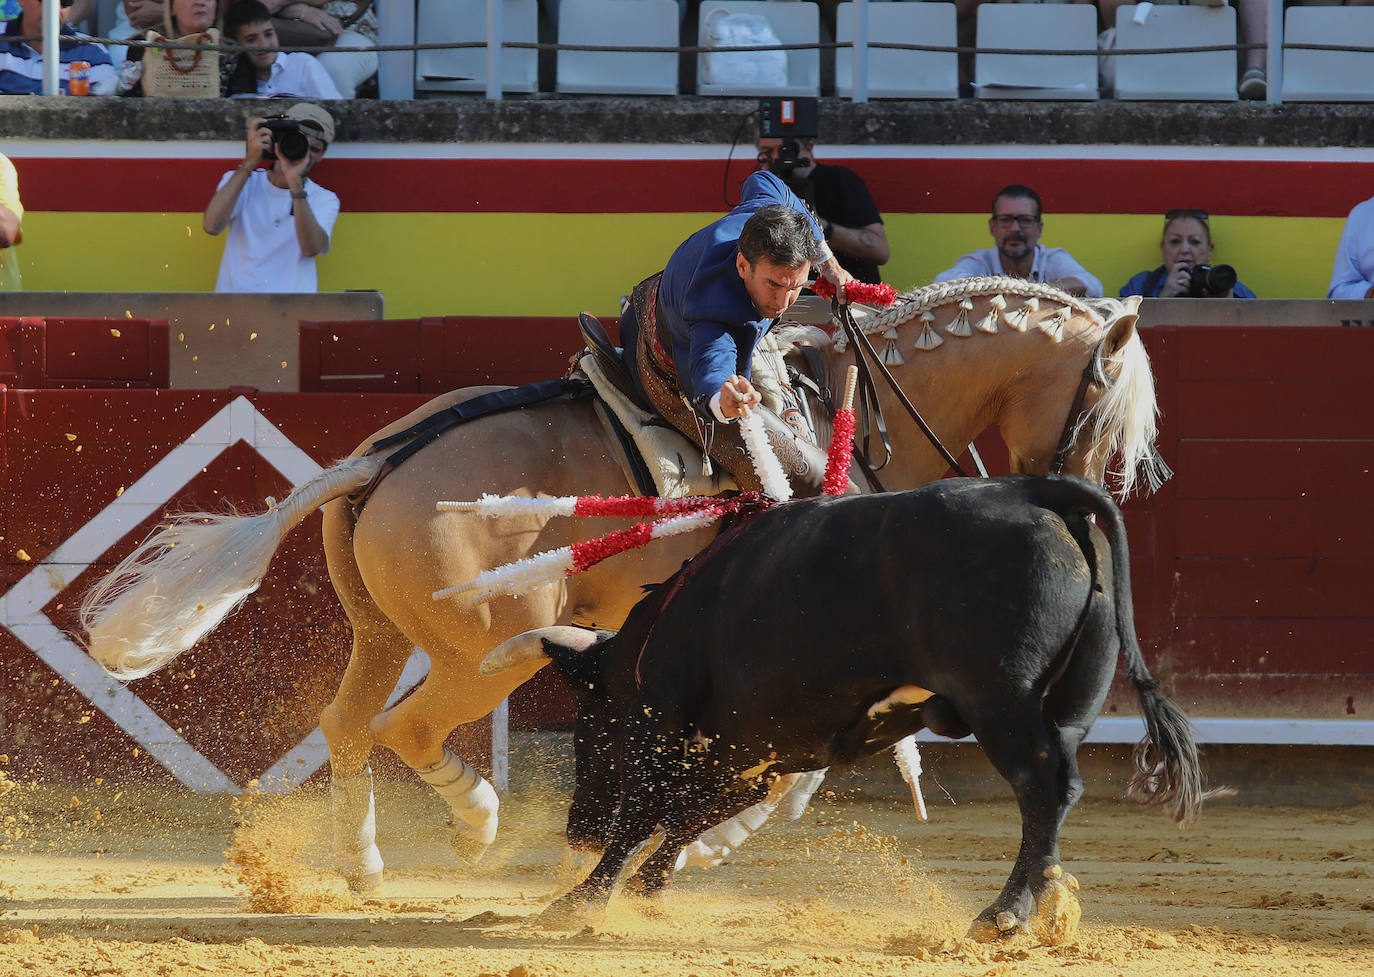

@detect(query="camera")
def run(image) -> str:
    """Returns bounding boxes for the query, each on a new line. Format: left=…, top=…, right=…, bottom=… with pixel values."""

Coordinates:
left=758, top=97, right=818, bottom=181
left=260, top=116, right=312, bottom=162
left=1187, top=264, right=1237, bottom=298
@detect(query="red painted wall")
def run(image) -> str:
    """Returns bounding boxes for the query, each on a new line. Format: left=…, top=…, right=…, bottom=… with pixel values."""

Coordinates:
left=1, top=322, right=1368, bottom=788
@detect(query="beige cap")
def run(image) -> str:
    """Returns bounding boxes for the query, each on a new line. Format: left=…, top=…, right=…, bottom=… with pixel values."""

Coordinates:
left=286, top=103, right=336, bottom=146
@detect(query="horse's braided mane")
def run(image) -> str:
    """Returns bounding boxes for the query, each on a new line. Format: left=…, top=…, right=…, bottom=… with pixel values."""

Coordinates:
left=863, top=276, right=1118, bottom=334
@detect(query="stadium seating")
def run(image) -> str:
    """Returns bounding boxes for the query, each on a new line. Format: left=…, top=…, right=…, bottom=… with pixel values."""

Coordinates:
left=1112, top=4, right=1238, bottom=101
left=556, top=0, right=680, bottom=95
left=835, top=1, right=958, bottom=100
left=696, top=0, right=820, bottom=96
left=415, top=0, right=539, bottom=95
left=974, top=3, right=1099, bottom=100
left=1282, top=7, right=1374, bottom=102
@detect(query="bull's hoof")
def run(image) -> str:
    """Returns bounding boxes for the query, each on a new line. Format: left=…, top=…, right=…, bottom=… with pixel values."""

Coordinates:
left=538, top=893, right=604, bottom=931
left=1032, top=874, right=1082, bottom=946
left=965, top=909, right=1026, bottom=943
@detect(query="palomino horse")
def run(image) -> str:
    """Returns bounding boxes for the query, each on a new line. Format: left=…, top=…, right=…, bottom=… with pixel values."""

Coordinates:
left=79, top=277, right=1166, bottom=892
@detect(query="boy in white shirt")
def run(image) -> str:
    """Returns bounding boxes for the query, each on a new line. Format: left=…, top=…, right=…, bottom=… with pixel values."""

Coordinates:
left=224, top=0, right=342, bottom=100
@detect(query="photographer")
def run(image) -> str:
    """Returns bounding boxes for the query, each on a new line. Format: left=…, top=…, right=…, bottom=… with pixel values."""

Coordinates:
left=754, top=103, right=888, bottom=285
left=203, top=104, right=340, bottom=293
left=1120, top=209, right=1255, bottom=299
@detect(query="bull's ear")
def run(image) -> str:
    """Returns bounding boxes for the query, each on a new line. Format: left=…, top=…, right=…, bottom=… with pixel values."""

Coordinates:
left=479, top=625, right=611, bottom=688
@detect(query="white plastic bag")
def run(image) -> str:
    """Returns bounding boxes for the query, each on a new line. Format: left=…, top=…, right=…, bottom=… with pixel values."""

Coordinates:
left=702, top=9, right=788, bottom=88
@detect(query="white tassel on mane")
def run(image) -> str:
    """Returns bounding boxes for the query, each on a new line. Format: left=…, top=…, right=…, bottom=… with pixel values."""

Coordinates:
left=79, top=455, right=383, bottom=681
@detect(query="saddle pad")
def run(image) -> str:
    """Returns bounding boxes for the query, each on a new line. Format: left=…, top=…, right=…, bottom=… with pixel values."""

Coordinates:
left=580, top=354, right=737, bottom=499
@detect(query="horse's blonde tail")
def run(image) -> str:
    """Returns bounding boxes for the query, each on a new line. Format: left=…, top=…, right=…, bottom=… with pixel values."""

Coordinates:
left=79, top=455, right=384, bottom=681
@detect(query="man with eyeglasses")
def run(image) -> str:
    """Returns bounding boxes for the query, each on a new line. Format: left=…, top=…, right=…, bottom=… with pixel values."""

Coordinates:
left=935, top=185, right=1102, bottom=298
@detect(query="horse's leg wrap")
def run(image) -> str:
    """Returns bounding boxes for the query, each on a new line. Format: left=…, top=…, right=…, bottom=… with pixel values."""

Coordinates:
left=774, top=768, right=828, bottom=821
left=673, top=768, right=828, bottom=872
left=331, top=764, right=384, bottom=892
left=414, top=750, right=499, bottom=865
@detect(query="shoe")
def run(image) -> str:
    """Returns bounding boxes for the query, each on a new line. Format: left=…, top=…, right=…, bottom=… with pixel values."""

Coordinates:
left=1239, top=67, right=1266, bottom=100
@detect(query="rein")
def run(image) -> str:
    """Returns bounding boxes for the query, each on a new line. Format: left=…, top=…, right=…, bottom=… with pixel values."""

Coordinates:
left=1049, top=338, right=1107, bottom=477
left=836, top=301, right=970, bottom=479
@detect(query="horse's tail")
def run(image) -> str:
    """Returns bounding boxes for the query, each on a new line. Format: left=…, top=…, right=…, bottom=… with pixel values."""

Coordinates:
left=1029, top=475, right=1205, bottom=826
left=79, top=454, right=384, bottom=681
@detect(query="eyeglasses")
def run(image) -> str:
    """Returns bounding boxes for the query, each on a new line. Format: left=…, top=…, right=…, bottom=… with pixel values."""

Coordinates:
left=992, top=214, right=1041, bottom=230
left=1165, top=208, right=1210, bottom=222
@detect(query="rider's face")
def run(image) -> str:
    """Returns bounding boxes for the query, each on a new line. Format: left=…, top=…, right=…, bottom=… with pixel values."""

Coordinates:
left=736, top=254, right=809, bottom=319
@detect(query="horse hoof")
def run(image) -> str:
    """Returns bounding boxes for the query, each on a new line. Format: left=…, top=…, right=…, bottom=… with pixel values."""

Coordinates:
left=1033, top=879, right=1082, bottom=946
left=344, top=868, right=384, bottom=895
left=674, top=838, right=727, bottom=871
left=450, top=829, right=493, bottom=866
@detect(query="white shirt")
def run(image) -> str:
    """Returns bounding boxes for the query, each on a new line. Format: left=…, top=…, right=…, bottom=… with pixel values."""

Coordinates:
left=934, top=244, right=1104, bottom=298
left=214, top=168, right=341, bottom=294
left=252, top=51, right=343, bottom=100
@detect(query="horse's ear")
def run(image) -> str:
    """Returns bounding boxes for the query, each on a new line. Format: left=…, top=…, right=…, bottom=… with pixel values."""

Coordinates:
left=1103, top=296, right=1142, bottom=357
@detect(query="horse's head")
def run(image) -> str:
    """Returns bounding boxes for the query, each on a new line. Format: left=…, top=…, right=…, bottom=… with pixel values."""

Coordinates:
left=833, top=279, right=1167, bottom=502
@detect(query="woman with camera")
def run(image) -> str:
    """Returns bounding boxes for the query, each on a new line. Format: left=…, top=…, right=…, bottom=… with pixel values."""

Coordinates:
left=1119, top=209, right=1256, bottom=299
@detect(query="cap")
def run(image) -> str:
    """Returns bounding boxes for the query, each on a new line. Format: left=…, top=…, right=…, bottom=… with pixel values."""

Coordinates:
left=285, top=103, right=336, bottom=146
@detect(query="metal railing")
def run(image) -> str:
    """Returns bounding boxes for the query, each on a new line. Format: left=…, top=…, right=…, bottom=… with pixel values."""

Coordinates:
left=19, top=0, right=1359, bottom=105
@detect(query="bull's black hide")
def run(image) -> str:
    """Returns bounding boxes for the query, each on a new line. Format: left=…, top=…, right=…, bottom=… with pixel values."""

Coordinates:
left=481, top=474, right=1209, bottom=941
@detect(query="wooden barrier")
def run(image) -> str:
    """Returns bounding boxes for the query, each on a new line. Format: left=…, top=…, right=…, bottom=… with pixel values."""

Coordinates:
left=1, top=319, right=1371, bottom=791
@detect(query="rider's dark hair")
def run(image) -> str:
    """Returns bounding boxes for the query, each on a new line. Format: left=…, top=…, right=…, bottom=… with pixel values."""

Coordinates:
left=738, top=204, right=821, bottom=270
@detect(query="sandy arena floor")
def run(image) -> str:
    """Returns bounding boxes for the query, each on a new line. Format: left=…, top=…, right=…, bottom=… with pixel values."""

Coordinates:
left=0, top=745, right=1370, bottom=977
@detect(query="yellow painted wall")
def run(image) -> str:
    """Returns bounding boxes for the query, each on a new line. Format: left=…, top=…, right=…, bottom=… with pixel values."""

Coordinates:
left=15, top=211, right=1348, bottom=316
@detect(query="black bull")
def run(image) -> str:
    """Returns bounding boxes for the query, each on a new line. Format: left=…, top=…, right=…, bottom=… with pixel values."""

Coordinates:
left=480, top=474, right=1209, bottom=939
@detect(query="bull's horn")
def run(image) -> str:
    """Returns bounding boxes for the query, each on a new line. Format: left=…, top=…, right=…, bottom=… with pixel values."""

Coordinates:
left=479, top=626, right=601, bottom=677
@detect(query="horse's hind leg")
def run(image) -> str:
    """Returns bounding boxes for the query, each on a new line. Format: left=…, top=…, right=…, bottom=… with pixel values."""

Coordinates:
left=319, top=500, right=415, bottom=892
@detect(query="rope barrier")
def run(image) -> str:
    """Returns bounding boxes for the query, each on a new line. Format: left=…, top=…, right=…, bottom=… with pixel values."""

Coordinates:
left=6, top=32, right=1308, bottom=60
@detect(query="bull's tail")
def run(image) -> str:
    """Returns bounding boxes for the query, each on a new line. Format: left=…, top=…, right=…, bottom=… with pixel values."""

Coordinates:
left=1029, top=475, right=1205, bottom=826
left=79, top=455, right=384, bottom=681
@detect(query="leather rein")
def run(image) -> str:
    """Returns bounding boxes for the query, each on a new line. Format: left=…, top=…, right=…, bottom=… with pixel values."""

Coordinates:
left=833, top=301, right=1109, bottom=487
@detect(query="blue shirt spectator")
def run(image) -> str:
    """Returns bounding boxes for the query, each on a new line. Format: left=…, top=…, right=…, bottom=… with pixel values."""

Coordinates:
left=0, top=0, right=114, bottom=95
left=1328, top=195, right=1374, bottom=300
left=1120, top=210, right=1256, bottom=299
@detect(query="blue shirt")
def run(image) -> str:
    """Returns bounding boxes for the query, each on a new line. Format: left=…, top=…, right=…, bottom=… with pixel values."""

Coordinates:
left=658, top=170, right=824, bottom=414
left=0, top=18, right=113, bottom=95
left=1119, top=267, right=1257, bottom=299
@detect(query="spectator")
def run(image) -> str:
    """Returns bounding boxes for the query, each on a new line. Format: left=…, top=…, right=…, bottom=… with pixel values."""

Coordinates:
left=618, top=170, right=853, bottom=497
left=238, top=0, right=378, bottom=98
left=1120, top=208, right=1255, bottom=298
left=0, top=150, right=22, bottom=290
left=935, top=184, right=1103, bottom=297
left=1327, top=193, right=1374, bottom=300
left=224, top=0, right=341, bottom=98
left=0, top=0, right=116, bottom=94
left=203, top=104, right=340, bottom=293
left=1097, top=0, right=1269, bottom=100
left=756, top=133, right=889, bottom=285
left=117, top=0, right=221, bottom=97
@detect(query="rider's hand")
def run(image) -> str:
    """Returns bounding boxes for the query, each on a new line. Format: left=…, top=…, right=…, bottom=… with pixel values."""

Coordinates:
left=719, top=375, right=761, bottom=420
left=819, top=257, right=855, bottom=305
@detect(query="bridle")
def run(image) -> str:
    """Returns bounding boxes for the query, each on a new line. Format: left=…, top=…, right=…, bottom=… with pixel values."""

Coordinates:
left=835, top=302, right=1112, bottom=487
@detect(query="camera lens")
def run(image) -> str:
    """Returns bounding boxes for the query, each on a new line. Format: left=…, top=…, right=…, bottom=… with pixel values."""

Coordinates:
left=276, top=129, right=310, bottom=162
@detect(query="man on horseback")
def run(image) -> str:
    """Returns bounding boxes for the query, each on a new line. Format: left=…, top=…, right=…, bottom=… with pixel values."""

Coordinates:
left=619, top=169, right=855, bottom=497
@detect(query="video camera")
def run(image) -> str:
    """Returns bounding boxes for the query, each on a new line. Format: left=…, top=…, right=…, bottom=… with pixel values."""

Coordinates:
left=260, top=115, right=314, bottom=163
left=758, top=97, right=818, bottom=180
